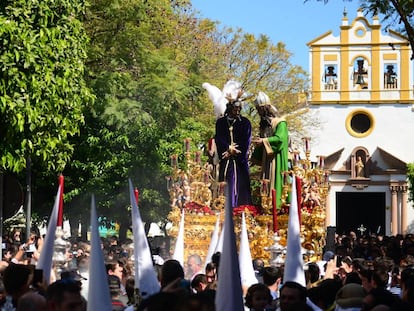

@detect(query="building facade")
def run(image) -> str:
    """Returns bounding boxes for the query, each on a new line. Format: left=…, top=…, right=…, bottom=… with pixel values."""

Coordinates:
left=306, top=9, right=414, bottom=236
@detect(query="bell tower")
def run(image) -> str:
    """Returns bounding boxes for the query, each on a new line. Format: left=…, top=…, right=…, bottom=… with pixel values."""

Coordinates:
left=308, top=8, right=412, bottom=105
left=306, top=8, right=414, bottom=235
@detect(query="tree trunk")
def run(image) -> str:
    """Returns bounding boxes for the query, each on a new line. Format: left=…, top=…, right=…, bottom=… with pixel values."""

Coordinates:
left=68, top=217, right=80, bottom=240
left=118, top=221, right=128, bottom=242
left=80, top=217, right=88, bottom=241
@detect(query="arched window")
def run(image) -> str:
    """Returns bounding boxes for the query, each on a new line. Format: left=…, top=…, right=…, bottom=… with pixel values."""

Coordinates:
left=324, top=64, right=338, bottom=90
left=384, top=63, right=398, bottom=89
left=352, top=58, right=369, bottom=89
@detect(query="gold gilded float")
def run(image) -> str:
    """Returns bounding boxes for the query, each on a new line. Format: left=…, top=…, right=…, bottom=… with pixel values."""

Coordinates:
left=167, top=138, right=329, bottom=265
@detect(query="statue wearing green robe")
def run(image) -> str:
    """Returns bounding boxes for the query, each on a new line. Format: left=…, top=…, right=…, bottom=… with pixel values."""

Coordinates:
left=252, top=93, right=289, bottom=211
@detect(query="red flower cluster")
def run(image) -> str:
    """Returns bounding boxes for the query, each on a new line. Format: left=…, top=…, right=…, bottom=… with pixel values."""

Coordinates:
left=278, top=205, right=290, bottom=215
left=233, top=205, right=260, bottom=217
left=184, top=201, right=214, bottom=215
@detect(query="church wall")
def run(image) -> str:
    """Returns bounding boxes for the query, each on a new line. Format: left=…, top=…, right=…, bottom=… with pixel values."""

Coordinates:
left=307, top=10, right=414, bottom=235
left=308, top=104, right=414, bottom=164
left=349, top=20, right=372, bottom=43
left=305, top=104, right=414, bottom=234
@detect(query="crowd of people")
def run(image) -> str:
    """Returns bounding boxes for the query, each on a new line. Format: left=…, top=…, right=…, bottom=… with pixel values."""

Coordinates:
left=0, top=229, right=139, bottom=310
left=2, top=226, right=414, bottom=310
left=1, top=85, right=412, bottom=310
left=136, top=231, right=414, bottom=311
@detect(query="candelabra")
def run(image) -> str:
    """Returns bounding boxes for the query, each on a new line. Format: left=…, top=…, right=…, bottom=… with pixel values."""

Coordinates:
left=259, top=179, right=273, bottom=215
left=212, top=182, right=226, bottom=211
left=167, top=140, right=215, bottom=211
left=265, top=137, right=330, bottom=261
left=167, top=139, right=222, bottom=263
left=167, top=137, right=330, bottom=264
left=53, top=226, right=70, bottom=279
left=265, top=233, right=286, bottom=267
left=293, top=137, right=330, bottom=259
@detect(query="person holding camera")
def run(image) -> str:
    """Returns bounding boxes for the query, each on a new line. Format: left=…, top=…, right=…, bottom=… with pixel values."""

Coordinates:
left=12, top=232, right=43, bottom=265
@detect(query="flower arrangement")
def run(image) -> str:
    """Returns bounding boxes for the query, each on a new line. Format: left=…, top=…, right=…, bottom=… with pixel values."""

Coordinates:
left=184, top=201, right=214, bottom=215
left=233, top=205, right=261, bottom=217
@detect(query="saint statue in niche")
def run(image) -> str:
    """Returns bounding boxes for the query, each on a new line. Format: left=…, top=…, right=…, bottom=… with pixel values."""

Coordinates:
left=355, top=156, right=365, bottom=178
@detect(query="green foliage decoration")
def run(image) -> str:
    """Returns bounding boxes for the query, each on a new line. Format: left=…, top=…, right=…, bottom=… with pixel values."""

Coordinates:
left=0, top=0, right=93, bottom=173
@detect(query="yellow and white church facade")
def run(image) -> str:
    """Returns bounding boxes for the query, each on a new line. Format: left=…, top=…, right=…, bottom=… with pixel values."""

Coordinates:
left=306, top=9, right=414, bottom=236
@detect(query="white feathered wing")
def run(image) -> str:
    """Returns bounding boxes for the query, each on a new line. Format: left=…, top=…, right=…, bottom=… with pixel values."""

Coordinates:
left=202, top=82, right=227, bottom=119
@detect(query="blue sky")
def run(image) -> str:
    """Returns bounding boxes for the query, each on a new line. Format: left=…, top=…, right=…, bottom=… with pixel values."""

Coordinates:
left=191, top=0, right=363, bottom=70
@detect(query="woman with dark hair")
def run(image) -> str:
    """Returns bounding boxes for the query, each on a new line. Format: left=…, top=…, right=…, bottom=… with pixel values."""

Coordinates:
left=245, top=283, right=272, bottom=311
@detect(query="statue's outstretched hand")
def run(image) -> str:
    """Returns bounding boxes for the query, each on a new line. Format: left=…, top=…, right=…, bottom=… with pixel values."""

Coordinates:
left=229, top=143, right=241, bottom=155
left=222, top=143, right=240, bottom=158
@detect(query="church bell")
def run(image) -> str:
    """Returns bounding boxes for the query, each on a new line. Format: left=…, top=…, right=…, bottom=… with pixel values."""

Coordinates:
left=355, top=74, right=365, bottom=85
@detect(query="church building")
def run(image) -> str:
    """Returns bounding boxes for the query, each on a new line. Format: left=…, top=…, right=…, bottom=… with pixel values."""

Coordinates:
left=306, top=9, right=414, bottom=236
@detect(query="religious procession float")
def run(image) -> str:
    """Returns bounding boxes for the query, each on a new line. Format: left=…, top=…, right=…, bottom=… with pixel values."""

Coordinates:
left=166, top=83, right=330, bottom=266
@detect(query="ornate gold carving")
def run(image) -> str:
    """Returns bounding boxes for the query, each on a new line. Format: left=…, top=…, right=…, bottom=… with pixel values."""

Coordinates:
left=167, top=138, right=329, bottom=264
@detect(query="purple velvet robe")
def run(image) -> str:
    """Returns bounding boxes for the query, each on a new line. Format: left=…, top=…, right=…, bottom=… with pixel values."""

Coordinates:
left=215, top=115, right=252, bottom=207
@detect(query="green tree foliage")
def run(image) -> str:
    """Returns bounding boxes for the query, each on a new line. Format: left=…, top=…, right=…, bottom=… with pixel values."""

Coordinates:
left=5, top=0, right=308, bottom=236
left=60, top=0, right=309, bottom=235
left=61, top=0, right=215, bottom=236
left=216, top=30, right=309, bottom=135
left=0, top=0, right=93, bottom=173
left=360, top=0, right=414, bottom=60
left=0, top=0, right=311, bottom=239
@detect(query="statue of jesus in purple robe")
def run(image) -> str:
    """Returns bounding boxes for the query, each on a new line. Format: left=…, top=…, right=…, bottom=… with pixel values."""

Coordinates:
left=215, top=99, right=252, bottom=208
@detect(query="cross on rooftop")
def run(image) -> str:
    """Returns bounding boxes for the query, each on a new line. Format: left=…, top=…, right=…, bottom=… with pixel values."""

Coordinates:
left=357, top=224, right=367, bottom=236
